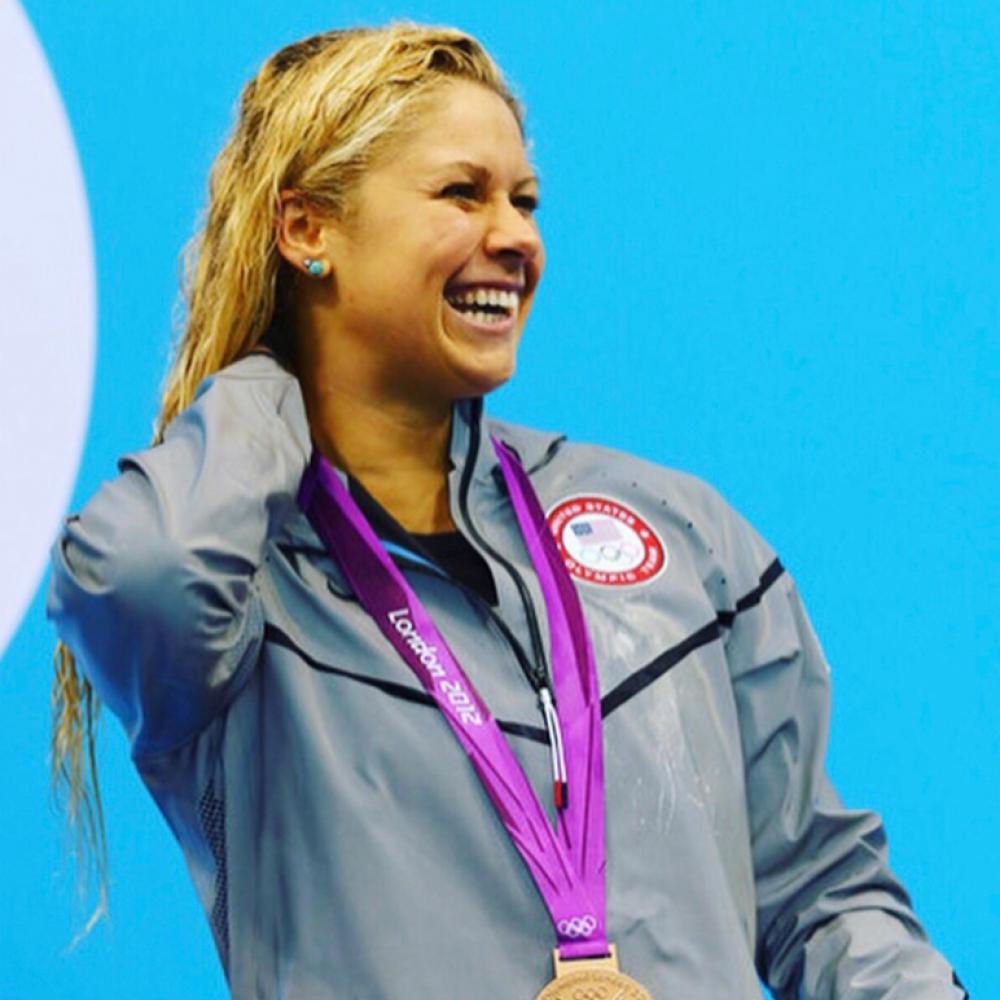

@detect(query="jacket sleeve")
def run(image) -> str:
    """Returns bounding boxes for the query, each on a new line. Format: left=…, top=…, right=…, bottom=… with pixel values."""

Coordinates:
left=711, top=497, right=965, bottom=999
left=47, top=357, right=311, bottom=759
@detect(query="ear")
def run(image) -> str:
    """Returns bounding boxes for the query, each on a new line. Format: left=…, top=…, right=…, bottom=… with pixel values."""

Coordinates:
left=275, top=190, right=335, bottom=275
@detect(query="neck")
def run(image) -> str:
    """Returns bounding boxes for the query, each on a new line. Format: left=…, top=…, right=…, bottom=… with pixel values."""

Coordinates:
left=296, top=366, right=458, bottom=536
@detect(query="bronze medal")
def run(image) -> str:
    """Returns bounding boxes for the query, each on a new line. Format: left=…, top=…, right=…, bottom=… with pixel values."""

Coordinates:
left=533, top=944, right=656, bottom=1000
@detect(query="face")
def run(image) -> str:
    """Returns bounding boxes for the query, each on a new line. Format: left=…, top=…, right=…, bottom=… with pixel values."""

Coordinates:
left=320, top=80, right=544, bottom=408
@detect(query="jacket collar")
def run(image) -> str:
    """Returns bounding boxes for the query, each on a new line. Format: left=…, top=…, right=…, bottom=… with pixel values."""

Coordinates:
left=451, top=397, right=566, bottom=487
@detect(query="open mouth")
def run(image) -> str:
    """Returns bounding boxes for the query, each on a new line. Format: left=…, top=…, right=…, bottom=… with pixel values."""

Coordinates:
left=444, top=286, right=521, bottom=326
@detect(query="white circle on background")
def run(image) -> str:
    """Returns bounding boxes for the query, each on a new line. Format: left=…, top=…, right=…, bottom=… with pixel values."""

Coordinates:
left=0, top=0, right=95, bottom=660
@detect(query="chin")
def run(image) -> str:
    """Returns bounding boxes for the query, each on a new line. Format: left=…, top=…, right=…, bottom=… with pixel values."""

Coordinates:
left=441, top=344, right=518, bottom=399
left=458, top=359, right=517, bottom=398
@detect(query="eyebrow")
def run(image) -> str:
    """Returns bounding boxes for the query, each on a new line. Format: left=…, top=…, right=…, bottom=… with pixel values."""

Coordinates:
left=433, top=160, right=540, bottom=190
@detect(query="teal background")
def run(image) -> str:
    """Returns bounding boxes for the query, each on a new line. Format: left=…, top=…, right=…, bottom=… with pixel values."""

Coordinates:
left=2, top=2, right=996, bottom=996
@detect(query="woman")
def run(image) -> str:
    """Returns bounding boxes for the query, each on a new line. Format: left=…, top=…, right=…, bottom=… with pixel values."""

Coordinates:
left=48, top=23, right=964, bottom=999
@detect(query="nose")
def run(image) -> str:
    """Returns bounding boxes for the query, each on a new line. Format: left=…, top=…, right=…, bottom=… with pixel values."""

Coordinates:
left=483, top=196, right=543, bottom=266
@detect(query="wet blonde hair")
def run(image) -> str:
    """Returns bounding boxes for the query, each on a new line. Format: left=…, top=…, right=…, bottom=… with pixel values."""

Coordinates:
left=51, top=21, right=523, bottom=928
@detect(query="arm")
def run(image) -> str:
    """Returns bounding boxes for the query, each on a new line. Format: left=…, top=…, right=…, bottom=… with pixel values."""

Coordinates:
left=47, top=355, right=311, bottom=759
left=710, top=498, right=965, bottom=998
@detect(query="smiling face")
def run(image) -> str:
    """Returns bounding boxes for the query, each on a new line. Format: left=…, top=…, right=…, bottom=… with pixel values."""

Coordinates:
left=318, top=80, right=544, bottom=410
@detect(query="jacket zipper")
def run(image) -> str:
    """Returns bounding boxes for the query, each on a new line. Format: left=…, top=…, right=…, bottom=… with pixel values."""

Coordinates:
left=457, top=401, right=550, bottom=693
left=393, top=551, right=569, bottom=810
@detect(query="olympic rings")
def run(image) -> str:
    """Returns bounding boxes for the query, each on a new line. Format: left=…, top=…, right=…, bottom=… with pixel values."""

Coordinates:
left=557, top=914, right=598, bottom=938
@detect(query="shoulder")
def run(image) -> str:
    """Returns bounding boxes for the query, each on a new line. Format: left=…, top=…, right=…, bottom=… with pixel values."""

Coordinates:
left=195, top=352, right=302, bottom=405
left=487, top=414, right=777, bottom=595
left=487, top=412, right=740, bottom=533
left=167, top=353, right=310, bottom=453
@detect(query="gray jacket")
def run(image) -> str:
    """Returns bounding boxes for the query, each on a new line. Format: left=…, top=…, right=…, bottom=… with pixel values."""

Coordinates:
left=48, top=355, right=964, bottom=999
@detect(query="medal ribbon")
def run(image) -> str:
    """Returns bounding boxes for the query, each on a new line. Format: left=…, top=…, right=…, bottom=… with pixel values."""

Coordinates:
left=297, top=439, right=607, bottom=960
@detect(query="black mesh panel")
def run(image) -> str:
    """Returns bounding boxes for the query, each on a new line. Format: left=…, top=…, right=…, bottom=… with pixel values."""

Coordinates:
left=198, top=779, right=229, bottom=966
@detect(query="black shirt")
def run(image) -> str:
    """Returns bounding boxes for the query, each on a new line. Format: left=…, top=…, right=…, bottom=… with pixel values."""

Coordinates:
left=349, top=476, right=498, bottom=606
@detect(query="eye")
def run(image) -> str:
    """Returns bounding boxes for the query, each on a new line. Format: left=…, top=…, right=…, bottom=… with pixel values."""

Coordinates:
left=440, top=182, right=479, bottom=201
left=512, top=193, right=540, bottom=215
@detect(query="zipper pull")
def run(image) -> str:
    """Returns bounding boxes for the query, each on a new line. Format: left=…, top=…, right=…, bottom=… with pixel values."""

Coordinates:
left=539, top=686, right=568, bottom=810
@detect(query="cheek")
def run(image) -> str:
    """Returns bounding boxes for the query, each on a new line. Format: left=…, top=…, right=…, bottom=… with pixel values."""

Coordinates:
left=419, top=215, right=482, bottom=276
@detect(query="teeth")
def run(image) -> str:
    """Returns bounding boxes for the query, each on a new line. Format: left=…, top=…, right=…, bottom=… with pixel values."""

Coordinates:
left=445, top=286, right=520, bottom=314
left=465, top=310, right=506, bottom=324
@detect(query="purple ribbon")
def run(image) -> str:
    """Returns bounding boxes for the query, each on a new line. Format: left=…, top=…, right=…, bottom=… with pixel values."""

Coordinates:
left=298, top=438, right=607, bottom=959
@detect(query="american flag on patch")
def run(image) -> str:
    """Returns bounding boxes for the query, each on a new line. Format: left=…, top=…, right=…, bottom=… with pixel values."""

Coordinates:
left=570, top=518, right=622, bottom=543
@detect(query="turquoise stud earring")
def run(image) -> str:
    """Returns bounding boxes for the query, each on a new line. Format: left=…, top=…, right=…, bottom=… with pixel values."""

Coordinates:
left=303, top=257, right=328, bottom=277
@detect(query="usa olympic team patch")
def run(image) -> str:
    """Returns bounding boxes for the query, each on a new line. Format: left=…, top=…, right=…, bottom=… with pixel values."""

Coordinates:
left=546, top=495, right=667, bottom=587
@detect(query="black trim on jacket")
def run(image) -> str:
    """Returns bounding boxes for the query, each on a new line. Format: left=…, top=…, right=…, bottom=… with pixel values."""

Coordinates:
left=263, top=559, right=786, bottom=742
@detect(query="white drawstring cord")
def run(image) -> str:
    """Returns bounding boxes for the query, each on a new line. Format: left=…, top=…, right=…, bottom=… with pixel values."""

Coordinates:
left=539, top=687, right=568, bottom=809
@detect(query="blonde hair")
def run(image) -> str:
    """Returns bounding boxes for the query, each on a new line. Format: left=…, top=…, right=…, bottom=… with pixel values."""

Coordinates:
left=51, top=21, right=523, bottom=928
